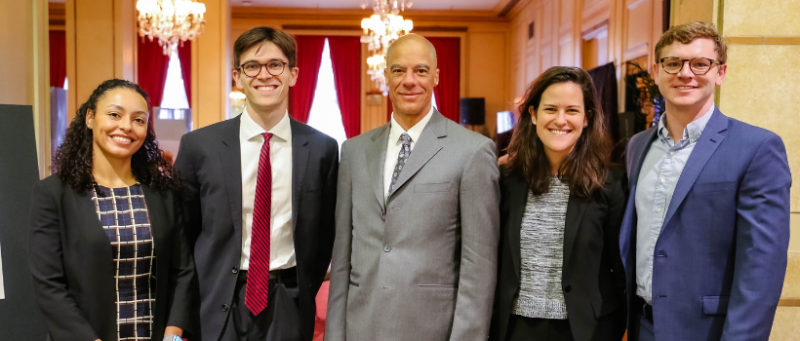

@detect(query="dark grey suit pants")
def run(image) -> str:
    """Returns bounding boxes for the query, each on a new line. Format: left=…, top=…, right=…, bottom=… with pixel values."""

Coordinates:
left=220, top=268, right=302, bottom=341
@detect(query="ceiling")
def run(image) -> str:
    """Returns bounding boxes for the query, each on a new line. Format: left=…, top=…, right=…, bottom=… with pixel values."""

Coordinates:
left=231, top=0, right=501, bottom=11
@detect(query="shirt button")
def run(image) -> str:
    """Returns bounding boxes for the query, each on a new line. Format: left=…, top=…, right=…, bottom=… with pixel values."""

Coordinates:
left=231, top=267, right=238, bottom=274
left=653, top=237, right=658, bottom=242
left=670, top=151, right=675, bottom=156
left=656, top=208, right=662, bottom=213
left=661, top=178, right=666, bottom=183
left=384, top=245, right=391, bottom=252
left=222, top=304, right=229, bottom=312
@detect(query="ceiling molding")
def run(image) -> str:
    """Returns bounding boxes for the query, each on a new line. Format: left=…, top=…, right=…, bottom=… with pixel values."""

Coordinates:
left=283, top=24, right=468, bottom=33
left=497, top=0, right=522, bottom=17
left=231, top=6, right=508, bottom=22
left=49, top=2, right=65, bottom=27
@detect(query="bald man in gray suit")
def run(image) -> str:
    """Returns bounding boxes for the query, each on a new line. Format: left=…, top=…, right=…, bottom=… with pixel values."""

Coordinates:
left=325, top=34, right=500, bottom=341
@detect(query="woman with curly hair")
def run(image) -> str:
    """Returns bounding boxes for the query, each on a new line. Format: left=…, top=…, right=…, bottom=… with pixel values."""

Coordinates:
left=490, top=67, right=627, bottom=341
left=28, top=79, right=194, bottom=341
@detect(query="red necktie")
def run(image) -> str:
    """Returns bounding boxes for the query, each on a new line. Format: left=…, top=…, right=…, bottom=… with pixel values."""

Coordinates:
left=246, top=132, right=273, bottom=315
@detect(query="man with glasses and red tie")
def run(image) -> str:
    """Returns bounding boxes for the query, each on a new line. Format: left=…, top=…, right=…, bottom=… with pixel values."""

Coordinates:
left=619, top=22, right=791, bottom=341
left=175, top=26, right=338, bottom=341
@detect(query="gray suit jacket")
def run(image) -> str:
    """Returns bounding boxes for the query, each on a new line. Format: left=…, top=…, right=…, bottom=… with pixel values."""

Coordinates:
left=325, top=110, right=500, bottom=341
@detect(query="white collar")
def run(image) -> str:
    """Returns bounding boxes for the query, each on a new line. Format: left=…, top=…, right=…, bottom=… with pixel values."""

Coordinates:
left=241, top=107, right=292, bottom=143
left=389, top=105, right=435, bottom=145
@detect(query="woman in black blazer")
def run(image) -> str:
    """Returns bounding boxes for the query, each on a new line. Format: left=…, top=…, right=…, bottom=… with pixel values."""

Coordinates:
left=490, top=67, right=626, bottom=341
left=28, top=79, right=194, bottom=341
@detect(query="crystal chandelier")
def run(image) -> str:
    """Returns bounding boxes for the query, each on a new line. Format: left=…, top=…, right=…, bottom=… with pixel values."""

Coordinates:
left=361, top=0, right=414, bottom=94
left=136, top=0, right=206, bottom=55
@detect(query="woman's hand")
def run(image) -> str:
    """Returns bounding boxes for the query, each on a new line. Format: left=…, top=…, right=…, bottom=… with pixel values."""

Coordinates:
left=164, top=326, right=184, bottom=337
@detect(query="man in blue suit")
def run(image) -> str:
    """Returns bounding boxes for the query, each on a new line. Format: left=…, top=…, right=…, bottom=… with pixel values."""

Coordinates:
left=621, top=22, right=791, bottom=341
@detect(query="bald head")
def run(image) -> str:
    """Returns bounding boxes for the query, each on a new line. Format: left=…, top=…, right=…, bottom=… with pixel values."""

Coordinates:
left=384, top=33, right=440, bottom=121
left=386, top=34, right=437, bottom=68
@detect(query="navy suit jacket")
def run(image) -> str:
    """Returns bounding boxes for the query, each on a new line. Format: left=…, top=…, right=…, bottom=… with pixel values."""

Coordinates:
left=620, top=107, right=791, bottom=340
left=175, top=115, right=338, bottom=341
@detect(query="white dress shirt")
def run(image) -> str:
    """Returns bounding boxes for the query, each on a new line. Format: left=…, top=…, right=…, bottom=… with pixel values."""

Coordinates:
left=239, top=107, right=295, bottom=271
left=383, top=106, right=434, bottom=201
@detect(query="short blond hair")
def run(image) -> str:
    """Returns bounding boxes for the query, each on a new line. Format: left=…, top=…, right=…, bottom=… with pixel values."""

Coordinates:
left=655, top=22, right=727, bottom=64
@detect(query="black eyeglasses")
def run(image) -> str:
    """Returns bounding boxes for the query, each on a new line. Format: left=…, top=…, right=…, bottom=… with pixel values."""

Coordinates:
left=238, top=60, right=288, bottom=78
left=659, top=57, right=720, bottom=75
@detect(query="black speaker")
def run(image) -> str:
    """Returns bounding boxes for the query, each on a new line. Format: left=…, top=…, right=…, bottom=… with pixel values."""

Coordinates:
left=460, top=97, right=485, bottom=125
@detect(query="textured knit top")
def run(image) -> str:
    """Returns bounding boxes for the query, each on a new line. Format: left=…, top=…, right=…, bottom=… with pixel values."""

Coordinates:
left=91, top=184, right=155, bottom=340
left=512, top=177, right=570, bottom=320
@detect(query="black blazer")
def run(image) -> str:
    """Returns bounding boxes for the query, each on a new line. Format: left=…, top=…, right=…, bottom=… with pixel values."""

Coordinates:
left=28, top=175, right=195, bottom=341
left=174, top=115, right=338, bottom=341
left=490, top=169, right=627, bottom=341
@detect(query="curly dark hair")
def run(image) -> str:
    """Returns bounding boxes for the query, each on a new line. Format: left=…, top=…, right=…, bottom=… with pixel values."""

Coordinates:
left=506, top=66, right=612, bottom=198
left=52, top=79, right=180, bottom=192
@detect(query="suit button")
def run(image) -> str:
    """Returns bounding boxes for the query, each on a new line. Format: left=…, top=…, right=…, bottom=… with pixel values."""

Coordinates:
left=384, top=245, right=391, bottom=252
left=222, top=304, right=229, bottom=312
left=563, top=285, right=571, bottom=293
left=231, top=267, right=239, bottom=274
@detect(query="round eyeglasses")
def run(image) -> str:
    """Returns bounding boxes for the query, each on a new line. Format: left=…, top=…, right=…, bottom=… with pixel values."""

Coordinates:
left=659, top=57, right=720, bottom=75
left=238, top=60, right=288, bottom=78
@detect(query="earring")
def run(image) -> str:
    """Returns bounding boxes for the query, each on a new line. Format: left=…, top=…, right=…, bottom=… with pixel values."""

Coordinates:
left=533, top=120, right=537, bottom=125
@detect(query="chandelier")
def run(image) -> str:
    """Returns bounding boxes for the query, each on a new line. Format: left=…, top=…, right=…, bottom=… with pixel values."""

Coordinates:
left=361, top=0, right=414, bottom=94
left=136, top=0, right=206, bottom=55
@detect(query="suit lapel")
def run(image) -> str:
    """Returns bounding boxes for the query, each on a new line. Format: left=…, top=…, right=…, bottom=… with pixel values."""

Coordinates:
left=628, top=127, right=658, bottom=187
left=562, top=195, right=588, bottom=270
left=366, top=124, right=390, bottom=211
left=506, top=175, right=528, bottom=280
left=73, top=188, right=114, bottom=258
left=661, top=109, right=728, bottom=233
left=619, top=127, right=657, bottom=267
left=387, top=110, right=447, bottom=200
left=220, top=116, right=244, bottom=239
left=290, top=119, right=310, bottom=233
left=141, top=186, right=168, bottom=258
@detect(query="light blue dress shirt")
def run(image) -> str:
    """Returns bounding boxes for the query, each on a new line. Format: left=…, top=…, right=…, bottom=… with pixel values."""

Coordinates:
left=635, top=104, right=715, bottom=304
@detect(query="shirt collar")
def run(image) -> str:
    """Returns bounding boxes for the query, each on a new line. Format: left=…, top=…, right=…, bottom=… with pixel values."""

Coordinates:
left=658, top=104, right=715, bottom=144
left=389, top=105, right=435, bottom=144
left=241, top=106, right=292, bottom=143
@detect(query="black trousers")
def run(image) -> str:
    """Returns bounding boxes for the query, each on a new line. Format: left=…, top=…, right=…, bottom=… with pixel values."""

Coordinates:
left=506, top=315, right=574, bottom=341
left=219, top=268, right=302, bottom=341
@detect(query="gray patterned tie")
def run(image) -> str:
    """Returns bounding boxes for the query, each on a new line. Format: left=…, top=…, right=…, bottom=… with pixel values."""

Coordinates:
left=388, top=132, right=412, bottom=194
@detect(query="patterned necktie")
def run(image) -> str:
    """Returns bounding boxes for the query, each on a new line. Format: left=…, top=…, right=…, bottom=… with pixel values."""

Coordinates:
left=389, top=132, right=412, bottom=194
left=246, top=132, right=272, bottom=316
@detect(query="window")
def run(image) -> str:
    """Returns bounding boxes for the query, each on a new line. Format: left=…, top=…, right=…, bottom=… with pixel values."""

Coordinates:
left=306, top=39, right=348, bottom=148
left=159, top=49, right=190, bottom=120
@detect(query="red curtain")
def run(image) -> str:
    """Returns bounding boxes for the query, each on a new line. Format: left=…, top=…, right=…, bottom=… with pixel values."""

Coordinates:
left=289, top=36, right=326, bottom=123
left=177, top=41, right=192, bottom=107
left=49, top=31, right=66, bottom=88
left=327, top=36, right=361, bottom=139
left=137, top=38, right=171, bottom=113
left=427, top=37, right=460, bottom=122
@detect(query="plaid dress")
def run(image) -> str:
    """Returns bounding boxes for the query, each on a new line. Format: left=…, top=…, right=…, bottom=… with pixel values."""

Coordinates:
left=92, top=184, right=155, bottom=340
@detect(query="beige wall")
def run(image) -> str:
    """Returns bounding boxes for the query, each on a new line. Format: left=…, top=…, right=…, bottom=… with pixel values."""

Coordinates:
left=230, top=7, right=509, bottom=135
left=0, top=0, right=50, bottom=177
left=507, top=0, right=663, bottom=112
left=66, top=0, right=137, bottom=123
left=192, top=0, right=232, bottom=129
